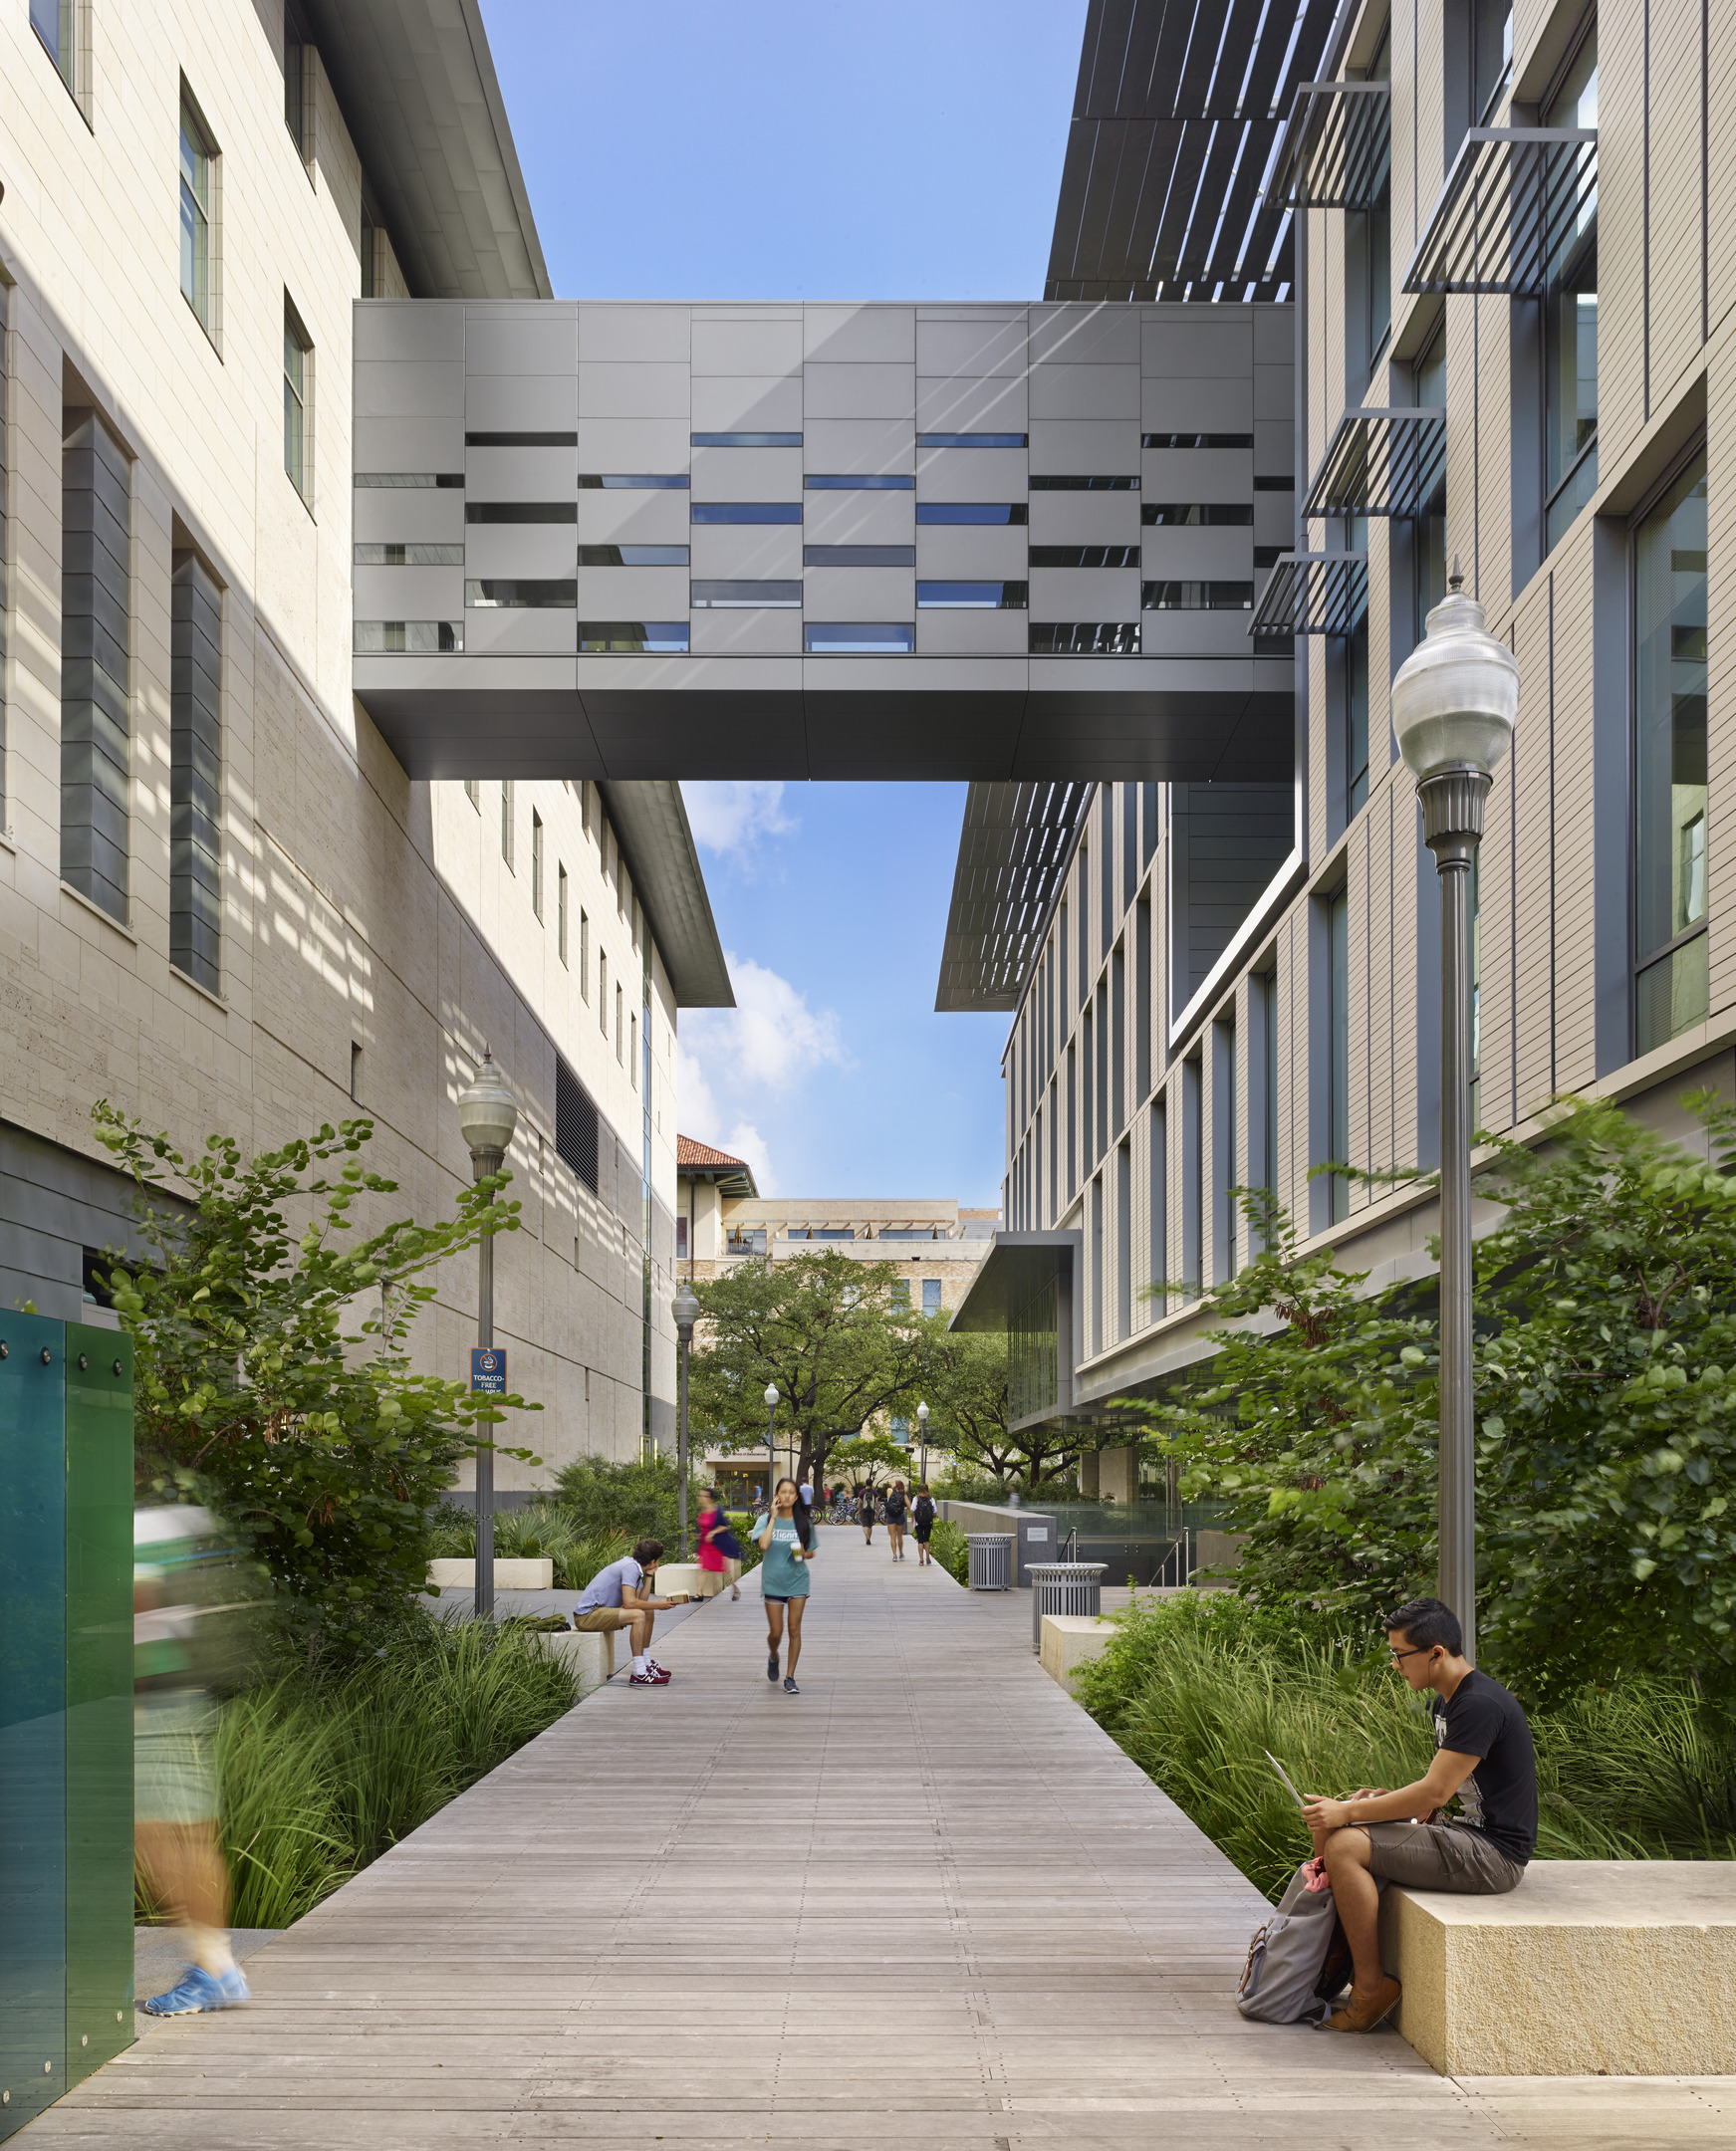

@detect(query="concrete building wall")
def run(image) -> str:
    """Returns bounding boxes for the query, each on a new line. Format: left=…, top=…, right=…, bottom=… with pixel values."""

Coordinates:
left=0, top=2, right=677, bottom=1486
left=997, top=0, right=1736, bottom=1406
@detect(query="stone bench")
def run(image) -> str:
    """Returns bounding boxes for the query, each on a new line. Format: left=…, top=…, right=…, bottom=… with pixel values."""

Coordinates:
left=1040, top=1612, right=1115, bottom=1686
left=1379, top=1859, right=1736, bottom=2075
left=528, top=1625, right=617, bottom=1694
left=426, top=1556, right=554, bottom=1590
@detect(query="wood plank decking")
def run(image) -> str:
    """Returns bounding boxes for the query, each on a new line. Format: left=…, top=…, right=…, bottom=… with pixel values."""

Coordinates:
left=30, top=1529, right=1731, bottom=2148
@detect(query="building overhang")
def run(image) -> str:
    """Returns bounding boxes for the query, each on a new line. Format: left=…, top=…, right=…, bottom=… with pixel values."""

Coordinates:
left=1279, top=81, right=1392, bottom=210
left=1250, top=552, right=1368, bottom=637
left=305, top=0, right=552, bottom=301
left=1303, top=407, right=1446, bottom=518
left=936, top=782, right=1093, bottom=1013
left=598, top=782, right=732, bottom=1009
left=949, top=1231, right=1082, bottom=1336
left=1402, top=128, right=1598, bottom=298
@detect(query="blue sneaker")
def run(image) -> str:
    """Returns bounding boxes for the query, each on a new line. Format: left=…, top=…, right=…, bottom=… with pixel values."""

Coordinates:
left=142, top=1964, right=250, bottom=2016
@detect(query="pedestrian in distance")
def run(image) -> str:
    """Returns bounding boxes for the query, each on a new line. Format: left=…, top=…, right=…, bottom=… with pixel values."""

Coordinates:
left=570, top=1537, right=691, bottom=1684
left=859, top=1483, right=876, bottom=1544
left=884, top=1478, right=908, bottom=1560
left=695, top=1488, right=742, bottom=1601
left=911, top=1484, right=937, bottom=1565
left=755, top=1476, right=816, bottom=1693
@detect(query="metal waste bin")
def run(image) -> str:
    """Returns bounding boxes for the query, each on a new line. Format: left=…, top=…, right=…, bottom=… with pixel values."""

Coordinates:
left=966, top=1534, right=1013, bottom=1591
left=1028, top=1560, right=1107, bottom=1651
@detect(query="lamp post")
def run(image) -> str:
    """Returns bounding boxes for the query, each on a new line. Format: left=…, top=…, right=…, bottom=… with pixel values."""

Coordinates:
left=455, top=1048, right=519, bottom=1621
left=672, top=1283, right=700, bottom=1560
left=1390, top=565, right=1518, bottom=1665
left=764, top=1382, right=780, bottom=1508
left=916, top=1399, right=929, bottom=1486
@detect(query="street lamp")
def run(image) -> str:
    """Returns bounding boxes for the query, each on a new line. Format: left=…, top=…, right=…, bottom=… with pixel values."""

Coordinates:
left=916, top=1399, right=929, bottom=1486
left=455, top=1047, right=519, bottom=1621
left=764, top=1382, right=779, bottom=1508
left=1391, top=563, right=1518, bottom=1665
left=672, top=1283, right=700, bottom=1560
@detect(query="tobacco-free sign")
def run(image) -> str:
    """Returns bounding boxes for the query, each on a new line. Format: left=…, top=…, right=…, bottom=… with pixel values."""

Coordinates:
left=470, top=1346, right=507, bottom=1395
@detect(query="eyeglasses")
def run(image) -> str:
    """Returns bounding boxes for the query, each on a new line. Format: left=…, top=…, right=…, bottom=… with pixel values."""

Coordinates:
left=1387, top=1643, right=1437, bottom=1664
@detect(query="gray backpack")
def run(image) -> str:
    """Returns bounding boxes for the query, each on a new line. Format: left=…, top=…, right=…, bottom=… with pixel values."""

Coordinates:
left=1235, top=1863, right=1383, bottom=2025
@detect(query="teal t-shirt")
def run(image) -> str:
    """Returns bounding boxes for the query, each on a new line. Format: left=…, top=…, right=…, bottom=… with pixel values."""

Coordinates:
left=755, top=1514, right=814, bottom=1597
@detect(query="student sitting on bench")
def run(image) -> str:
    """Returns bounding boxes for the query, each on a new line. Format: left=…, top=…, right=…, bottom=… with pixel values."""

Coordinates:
left=1301, top=1596, right=1537, bottom=2033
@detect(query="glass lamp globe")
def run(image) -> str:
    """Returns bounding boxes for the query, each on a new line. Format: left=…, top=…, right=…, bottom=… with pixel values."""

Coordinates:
left=454, top=1049, right=519, bottom=1158
left=1390, top=569, right=1519, bottom=784
left=671, top=1283, right=700, bottom=1333
left=764, top=1383, right=780, bottom=1408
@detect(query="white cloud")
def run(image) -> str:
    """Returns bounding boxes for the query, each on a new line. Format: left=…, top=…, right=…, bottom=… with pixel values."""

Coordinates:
left=675, top=955, right=848, bottom=1196
left=681, top=781, right=794, bottom=863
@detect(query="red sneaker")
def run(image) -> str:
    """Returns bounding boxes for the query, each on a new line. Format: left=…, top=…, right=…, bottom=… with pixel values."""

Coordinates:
left=628, top=1667, right=671, bottom=1686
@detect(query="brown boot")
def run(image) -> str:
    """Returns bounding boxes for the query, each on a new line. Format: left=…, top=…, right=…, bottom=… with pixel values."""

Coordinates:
left=1327, top=1975, right=1401, bottom=2032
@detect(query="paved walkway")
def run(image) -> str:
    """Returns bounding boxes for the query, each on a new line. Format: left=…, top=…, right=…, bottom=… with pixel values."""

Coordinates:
left=33, top=1530, right=1732, bottom=2148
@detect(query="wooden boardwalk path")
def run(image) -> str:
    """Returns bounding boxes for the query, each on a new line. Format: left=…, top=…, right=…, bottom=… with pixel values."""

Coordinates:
left=32, top=1530, right=1729, bottom=2148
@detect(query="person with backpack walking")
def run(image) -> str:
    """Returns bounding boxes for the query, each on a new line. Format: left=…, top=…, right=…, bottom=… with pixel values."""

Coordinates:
left=911, top=1484, right=937, bottom=1565
left=754, top=1478, right=816, bottom=1694
left=884, top=1479, right=908, bottom=1560
left=858, top=1483, right=877, bottom=1545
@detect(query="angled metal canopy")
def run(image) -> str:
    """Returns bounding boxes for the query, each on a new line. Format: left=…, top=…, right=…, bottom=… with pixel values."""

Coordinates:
left=305, top=0, right=553, bottom=302
left=1403, top=127, right=1598, bottom=297
left=1304, top=407, right=1446, bottom=518
left=1250, top=552, right=1368, bottom=636
left=1045, top=0, right=1343, bottom=303
left=936, top=783, right=1093, bottom=1013
left=1280, top=81, right=1391, bottom=208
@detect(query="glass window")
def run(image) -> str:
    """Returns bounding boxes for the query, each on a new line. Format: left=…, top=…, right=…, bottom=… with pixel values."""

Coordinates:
left=353, top=620, right=461, bottom=652
left=689, top=580, right=802, bottom=608
left=802, top=545, right=915, bottom=566
left=1029, top=474, right=1138, bottom=491
left=579, top=620, right=689, bottom=652
left=467, top=431, right=579, bottom=447
left=806, top=474, right=913, bottom=489
left=501, top=781, right=514, bottom=867
left=803, top=623, right=914, bottom=652
left=1544, top=26, right=1599, bottom=553
left=599, top=949, right=608, bottom=1032
left=283, top=307, right=310, bottom=500
left=1355, top=25, right=1392, bottom=375
left=179, top=97, right=214, bottom=332
left=465, top=779, right=480, bottom=808
left=917, top=581, right=1027, bottom=609
left=1345, top=513, right=1370, bottom=818
left=690, top=502, right=801, bottom=524
left=580, top=908, right=590, bottom=995
left=890, top=1277, right=910, bottom=1308
left=617, top=982, right=624, bottom=1059
left=1031, top=545, right=1140, bottom=568
left=467, top=502, right=576, bottom=523
left=1413, top=325, right=1448, bottom=641
left=916, top=502, right=1028, bottom=525
left=33, top=0, right=74, bottom=91
left=285, top=8, right=311, bottom=158
left=355, top=472, right=464, bottom=489
left=1329, top=888, right=1351, bottom=1222
left=691, top=431, right=801, bottom=447
left=921, top=1279, right=942, bottom=1316
left=1141, top=503, right=1253, bottom=526
left=465, top=580, right=577, bottom=607
left=558, top=863, right=569, bottom=962
left=579, top=544, right=688, bottom=565
left=531, top=811, right=544, bottom=917
left=1030, top=622, right=1139, bottom=653
left=1474, top=0, right=1514, bottom=123
left=1634, top=450, right=1709, bottom=1053
left=1142, top=432, right=1253, bottom=449
left=1139, top=582, right=1254, bottom=609
left=578, top=473, right=689, bottom=488
left=354, top=542, right=463, bottom=565
left=919, top=432, right=1028, bottom=448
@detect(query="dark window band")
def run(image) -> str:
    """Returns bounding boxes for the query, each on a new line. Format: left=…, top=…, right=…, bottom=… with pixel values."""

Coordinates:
left=1029, top=474, right=1139, bottom=491
left=466, top=432, right=578, bottom=447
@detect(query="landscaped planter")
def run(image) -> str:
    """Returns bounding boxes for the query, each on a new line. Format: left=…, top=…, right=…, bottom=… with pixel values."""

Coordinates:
left=426, top=1556, right=554, bottom=1590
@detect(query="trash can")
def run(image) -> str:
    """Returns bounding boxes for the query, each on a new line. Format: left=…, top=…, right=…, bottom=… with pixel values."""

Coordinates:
left=966, top=1534, right=1013, bottom=1591
left=1028, top=1560, right=1107, bottom=1652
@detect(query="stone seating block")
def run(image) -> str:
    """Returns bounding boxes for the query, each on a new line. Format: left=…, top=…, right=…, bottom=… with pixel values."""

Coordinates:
left=530, top=1626, right=616, bottom=1693
left=1040, top=1612, right=1114, bottom=1686
left=1380, top=1859, right=1736, bottom=2076
left=648, top=1562, right=706, bottom=1599
left=426, top=1556, right=554, bottom=1590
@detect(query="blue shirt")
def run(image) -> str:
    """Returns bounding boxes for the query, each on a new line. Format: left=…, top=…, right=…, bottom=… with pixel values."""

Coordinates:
left=756, top=1515, right=814, bottom=1596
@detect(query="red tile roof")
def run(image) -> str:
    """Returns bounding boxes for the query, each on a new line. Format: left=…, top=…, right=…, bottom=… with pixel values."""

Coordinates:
left=677, top=1134, right=752, bottom=1170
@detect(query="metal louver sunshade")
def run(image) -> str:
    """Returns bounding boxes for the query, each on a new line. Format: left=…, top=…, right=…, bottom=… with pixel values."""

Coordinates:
left=1403, top=127, right=1598, bottom=296
left=1250, top=553, right=1369, bottom=636
left=1304, top=408, right=1446, bottom=518
left=1280, top=81, right=1391, bottom=208
left=936, top=781, right=1093, bottom=1012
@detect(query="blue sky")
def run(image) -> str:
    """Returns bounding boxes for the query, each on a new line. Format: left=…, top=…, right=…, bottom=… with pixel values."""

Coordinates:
left=481, top=0, right=1088, bottom=1203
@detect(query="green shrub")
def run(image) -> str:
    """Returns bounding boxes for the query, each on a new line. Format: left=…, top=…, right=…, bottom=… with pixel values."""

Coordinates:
left=929, top=1517, right=969, bottom=1583
left=1074, top=1590, right=1736, bottom=1902
left=425, top=1500, right=629, bottom=1591
left=551, top=1451, right=701, bottom=1547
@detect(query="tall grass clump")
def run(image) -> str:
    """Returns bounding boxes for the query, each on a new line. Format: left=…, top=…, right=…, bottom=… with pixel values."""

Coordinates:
left=929, top=1518, right=970, bottom=1583
left=1074, top=1591, right=1736, bottom=1902
left=138, top=1615, right=579, bottom=1931
left=425, top=1500, right=629, bottom=1590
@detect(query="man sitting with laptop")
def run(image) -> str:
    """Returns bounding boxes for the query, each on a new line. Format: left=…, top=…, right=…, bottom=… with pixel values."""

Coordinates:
left=1296, top=1596, right=1537, bottom=2033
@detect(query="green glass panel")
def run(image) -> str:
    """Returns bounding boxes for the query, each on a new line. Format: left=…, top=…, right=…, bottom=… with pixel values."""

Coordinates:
left=0, top=1314, right=67, bottom=2137
left=64, top=1327, right=134, bottom=2085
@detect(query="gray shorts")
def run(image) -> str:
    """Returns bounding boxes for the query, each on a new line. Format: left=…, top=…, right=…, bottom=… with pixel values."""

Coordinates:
left=1360, top=1818, right=1525, bottom=1893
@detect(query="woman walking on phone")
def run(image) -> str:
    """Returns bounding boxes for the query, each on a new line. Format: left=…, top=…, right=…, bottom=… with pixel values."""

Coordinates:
left=756, top=1478, right=817, bottom=1694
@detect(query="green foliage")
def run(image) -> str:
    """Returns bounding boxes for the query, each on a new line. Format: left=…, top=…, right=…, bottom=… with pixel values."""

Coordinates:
left=1139, top=1095, right=1736, bottom=1701
left=832, top=1429, right=915, bottom=1487
left=425, top=1501, right=630, bottom=1591
left=549, top=1450, right=701, bottom=1551
left=137, top=1616, right=577, bottom=1929
left=725, top=1514, right=764, bottom=1576
left=928, top=1517, right=970, bottom=1583
left=1074, top=1592, right=1736, bottom=1903
left=93, top=1103, right=540, bottom=1656
left=919, top=1321, right=1075, bottom=1491
left=688, top=1249, right=929, bottom=1492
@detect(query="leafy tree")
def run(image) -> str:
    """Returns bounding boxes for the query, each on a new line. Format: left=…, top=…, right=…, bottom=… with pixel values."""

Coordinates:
left=93, top=1102, right=539, bottom=1657
left=687, top=1249, right=926, bottom=1498
left=921, top=1323, right=1079, bottom=1492
left=832, top=1429, right=913, bottom=1489
left=551, top=1450, right=701, bottom=1547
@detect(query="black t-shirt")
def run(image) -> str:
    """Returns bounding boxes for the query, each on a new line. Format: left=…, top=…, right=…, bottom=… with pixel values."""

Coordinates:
left=885, top=1491, right=907, bottom=1522
left=1432, top=1668, right=1538, bottom=1865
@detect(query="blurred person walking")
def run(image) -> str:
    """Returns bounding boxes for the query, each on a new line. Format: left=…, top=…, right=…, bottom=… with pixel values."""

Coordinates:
left=912, top=1485, right=937, bottom=1566
left=755, top=1478, right=816, bottom=1694
left=696, top=1488, right=742, bottom=1601
left=885, top=1479, right=908, bottom=1561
